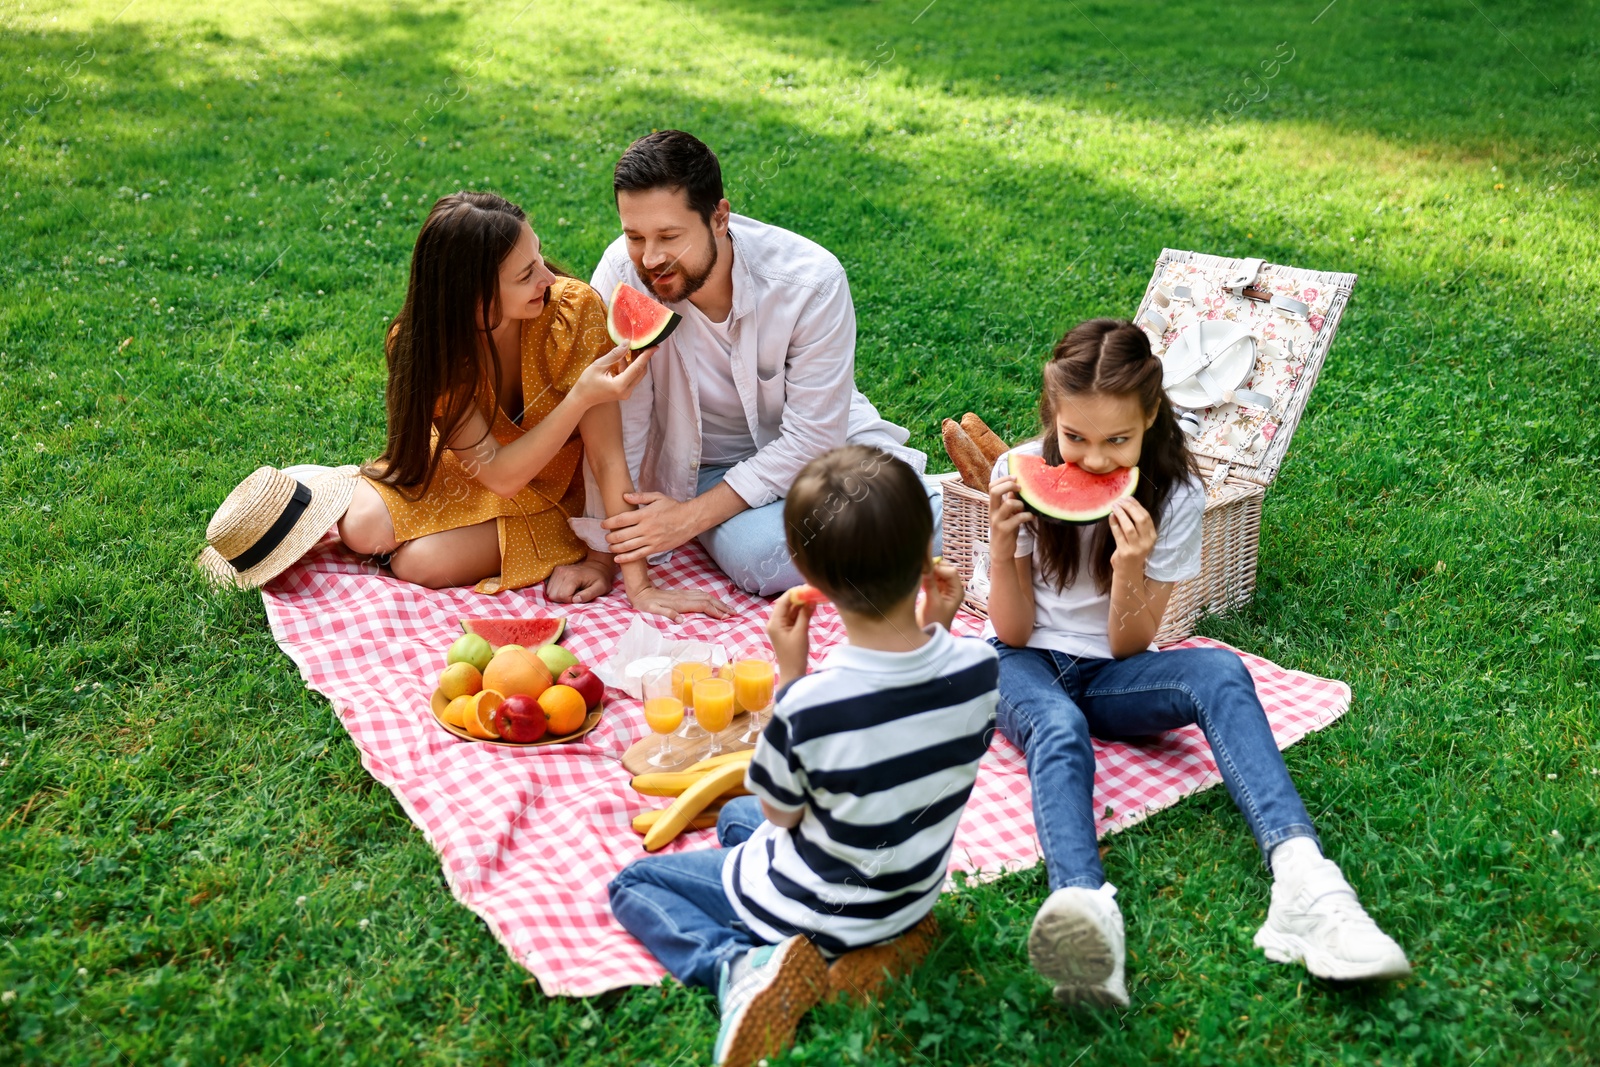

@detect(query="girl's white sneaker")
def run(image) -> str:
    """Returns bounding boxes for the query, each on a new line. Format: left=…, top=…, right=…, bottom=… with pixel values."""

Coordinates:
left=1027, top=883, right=1129, bottom=1008
left=1254, top=859, right=1411, bottom=981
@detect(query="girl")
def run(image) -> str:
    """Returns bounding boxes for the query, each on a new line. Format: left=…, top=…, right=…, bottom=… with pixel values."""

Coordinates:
left=339, top=191, right=728, bottom=621
left=987, top=319, right=1408, bottom=1008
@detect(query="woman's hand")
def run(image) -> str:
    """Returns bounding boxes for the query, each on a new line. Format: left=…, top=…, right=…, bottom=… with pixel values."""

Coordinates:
left=917, top=558, right=965, bottom=631
left=627, top=582, right=734, bottom=623
left=766, top=591, right=813, bottom=685
left=569, top=343, right=654, bottom=411
left=989, top=474, right=1033, bottom=559
left=1107, top=497, right=1158, bottom=575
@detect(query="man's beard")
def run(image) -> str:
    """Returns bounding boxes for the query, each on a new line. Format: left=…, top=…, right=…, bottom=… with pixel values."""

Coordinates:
left=642, top=231, right=718, bottom=302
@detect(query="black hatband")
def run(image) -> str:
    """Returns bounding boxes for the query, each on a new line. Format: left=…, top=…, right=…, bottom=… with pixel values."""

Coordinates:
left=227, top=481, right=313, bottom=571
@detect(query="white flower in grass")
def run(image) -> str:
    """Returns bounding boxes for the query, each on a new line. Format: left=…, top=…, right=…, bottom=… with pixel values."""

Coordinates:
left=1, top=990, right=14, bottom=1004
left=77, top=968, right=87, bottom=977
left=358, top=918, right=369, bottom=929
left=296, top=895, right=307, bottom=906
left=1547, top=773, right=1558, bottom=780
left=53, top=890, right=63, bottom=901
left=1550, top=829, right=1562, bottom=840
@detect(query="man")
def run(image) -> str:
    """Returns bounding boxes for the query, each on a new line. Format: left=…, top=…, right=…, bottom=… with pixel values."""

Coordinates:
left=587, top=130, right=936, bottom=597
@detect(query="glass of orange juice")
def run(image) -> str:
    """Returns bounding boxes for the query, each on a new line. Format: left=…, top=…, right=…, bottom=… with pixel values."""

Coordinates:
left=691, top=677, right=735, bottom=759
left=733, top=646, right=777, bottom=745
left=670, top=661, right=712, bottom=744
left=641, top=667, right=689, bottom=769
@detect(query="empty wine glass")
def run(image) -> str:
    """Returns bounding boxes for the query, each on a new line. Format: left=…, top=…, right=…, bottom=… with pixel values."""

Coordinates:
left=640, top=666, right=689, bottom=770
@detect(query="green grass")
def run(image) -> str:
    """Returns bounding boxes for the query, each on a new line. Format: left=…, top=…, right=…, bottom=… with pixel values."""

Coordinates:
left=3, top=0, right=1598, bottom=1062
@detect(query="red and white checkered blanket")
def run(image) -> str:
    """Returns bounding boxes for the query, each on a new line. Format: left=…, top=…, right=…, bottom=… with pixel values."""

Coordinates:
left=262, top=535, right=1351, bottom=996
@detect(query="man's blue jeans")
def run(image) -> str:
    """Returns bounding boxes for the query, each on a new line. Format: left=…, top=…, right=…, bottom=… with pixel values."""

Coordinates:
left=608, top=796, right=769, bottom=989
left=992, top=641, right=1319, bottom=891
left=695, top=465, right=945, bottom=597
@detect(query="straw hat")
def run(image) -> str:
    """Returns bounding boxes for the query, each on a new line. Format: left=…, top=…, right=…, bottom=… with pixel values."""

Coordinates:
left=198, top=465, right=360, bottom=588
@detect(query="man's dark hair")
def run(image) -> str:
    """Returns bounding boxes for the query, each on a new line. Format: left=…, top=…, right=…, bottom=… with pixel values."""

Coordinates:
left=612, top=130, right=724, bottom=225
left=783, top=446, right=933, bottom=617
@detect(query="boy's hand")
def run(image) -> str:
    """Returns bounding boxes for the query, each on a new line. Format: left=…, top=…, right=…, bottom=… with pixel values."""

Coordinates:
left=917, top=559, right=965, bottom=631
left=766, top=590, right=814, bottom=684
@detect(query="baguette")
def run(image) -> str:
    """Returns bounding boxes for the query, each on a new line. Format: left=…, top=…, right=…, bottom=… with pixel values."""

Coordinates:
left=942, top=418, right=992, bottom=491
left=960, top=412, right=1010, bottom=465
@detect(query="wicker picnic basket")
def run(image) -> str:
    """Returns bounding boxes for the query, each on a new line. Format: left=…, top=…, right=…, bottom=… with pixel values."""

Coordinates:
left=941, top=249, right=1357, bottom=644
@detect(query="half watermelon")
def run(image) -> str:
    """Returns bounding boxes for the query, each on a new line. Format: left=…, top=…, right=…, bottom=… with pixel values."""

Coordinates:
left=459, top=616, right=565, bottom=648
left=1009, top=453, right=1139, bottom=525
left=607, top=282, right=681, bottom=350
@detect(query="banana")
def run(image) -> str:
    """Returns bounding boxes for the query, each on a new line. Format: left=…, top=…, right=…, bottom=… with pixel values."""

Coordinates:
left=643, top=762, right=751, bottom=852
left=684, top=749, right=755, bottom=774
left=630, top=769, right=752, bottom=798
left=631, top=802, right=724, bottom=835
left=631, top=771, right=705, bottom=797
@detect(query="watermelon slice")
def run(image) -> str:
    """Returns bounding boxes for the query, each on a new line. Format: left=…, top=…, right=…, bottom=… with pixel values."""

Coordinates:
left=459, top=617, right=565, bottom=648
left=1009, top=453, right=1139, bottom=525
left=787, top=584, right=829, bottom=607
left=606, top=282, right=681, bottom=350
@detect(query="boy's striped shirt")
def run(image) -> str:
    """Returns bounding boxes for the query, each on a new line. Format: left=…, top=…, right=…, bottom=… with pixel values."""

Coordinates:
left=723, top=625, right=999, bottom=955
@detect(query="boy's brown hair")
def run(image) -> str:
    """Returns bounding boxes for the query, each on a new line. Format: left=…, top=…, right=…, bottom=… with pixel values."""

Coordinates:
left=783, top=446, right=933, bottom=617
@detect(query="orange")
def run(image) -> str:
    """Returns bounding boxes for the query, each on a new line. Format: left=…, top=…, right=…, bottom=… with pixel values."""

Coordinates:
left=465, top=689, right=505, bottom=739
left=443, top=694, right=474, bottom=729
left=483, top=647, right=552, bottom=700
left=538, top=684, right=587, bottom=736
left=438, top=662, right=483, bottom=701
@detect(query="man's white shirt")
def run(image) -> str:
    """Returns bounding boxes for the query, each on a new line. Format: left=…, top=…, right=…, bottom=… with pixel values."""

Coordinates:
left=587, top=213, right=925, bottom=521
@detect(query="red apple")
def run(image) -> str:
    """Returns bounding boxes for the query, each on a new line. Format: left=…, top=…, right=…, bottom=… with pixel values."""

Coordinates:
left=495, top=693, right=547, bottom=743
left=558, top=664, right=605, bottom=709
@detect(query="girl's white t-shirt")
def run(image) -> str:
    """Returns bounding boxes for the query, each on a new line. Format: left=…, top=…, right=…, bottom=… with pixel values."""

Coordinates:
left=981, top=440, right=1205, bottom=660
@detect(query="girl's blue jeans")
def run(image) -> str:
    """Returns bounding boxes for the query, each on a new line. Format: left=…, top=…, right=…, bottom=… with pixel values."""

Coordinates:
left=992, top=641, right=1319, bottom=890
left=608, top=796, right=769, bottom=989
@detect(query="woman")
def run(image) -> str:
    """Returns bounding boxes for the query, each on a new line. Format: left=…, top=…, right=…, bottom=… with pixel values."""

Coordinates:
left=339, top=191, right=728, bottom=621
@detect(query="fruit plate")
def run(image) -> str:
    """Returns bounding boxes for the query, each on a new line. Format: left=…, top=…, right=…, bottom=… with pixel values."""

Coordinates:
left=428, top=696, right=603, bottom=748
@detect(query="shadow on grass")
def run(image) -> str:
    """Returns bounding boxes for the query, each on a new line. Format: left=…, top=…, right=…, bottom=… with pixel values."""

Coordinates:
left=3, top=5, right=1599, bottom=1065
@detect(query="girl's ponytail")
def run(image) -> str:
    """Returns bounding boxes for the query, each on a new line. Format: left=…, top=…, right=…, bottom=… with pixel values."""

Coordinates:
left=1032, top=319, right=1200, bottom=595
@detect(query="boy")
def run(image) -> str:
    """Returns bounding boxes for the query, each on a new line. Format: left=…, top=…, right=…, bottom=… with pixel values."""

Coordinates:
left=608, top=446, right=999, bottom=1067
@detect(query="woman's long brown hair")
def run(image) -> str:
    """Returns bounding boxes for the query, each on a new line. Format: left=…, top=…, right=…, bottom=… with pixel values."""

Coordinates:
left=1032, top=318, right=1201, bottom=595
left=364, top=191, right=528, bottom=499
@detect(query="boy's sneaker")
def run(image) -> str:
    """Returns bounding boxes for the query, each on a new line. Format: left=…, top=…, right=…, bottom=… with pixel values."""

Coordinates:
left=1028, top=883, right=1128, bottom=1009
left=713, top=936, right=828, bottom=1067
left=825, top=913, right=939, bottom=1003
left=1254, top=858, right=1410, bottom=981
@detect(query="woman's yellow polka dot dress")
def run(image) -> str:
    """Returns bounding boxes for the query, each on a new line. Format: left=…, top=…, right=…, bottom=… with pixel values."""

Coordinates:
left=364, top=278, right=613, bottom=594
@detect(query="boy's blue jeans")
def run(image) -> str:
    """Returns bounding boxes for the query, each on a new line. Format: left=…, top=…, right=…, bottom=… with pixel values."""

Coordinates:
left=608, top=795, right=770, bottom=989
left=992, top=641, right=1319, bottom=891
left=694, top=465, right=944, bottom=597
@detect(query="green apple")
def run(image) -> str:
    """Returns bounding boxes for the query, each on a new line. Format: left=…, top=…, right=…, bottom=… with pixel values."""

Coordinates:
left=447, top=633, right=494, bottom=673
left=535, top=643, right=579, bottom=678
